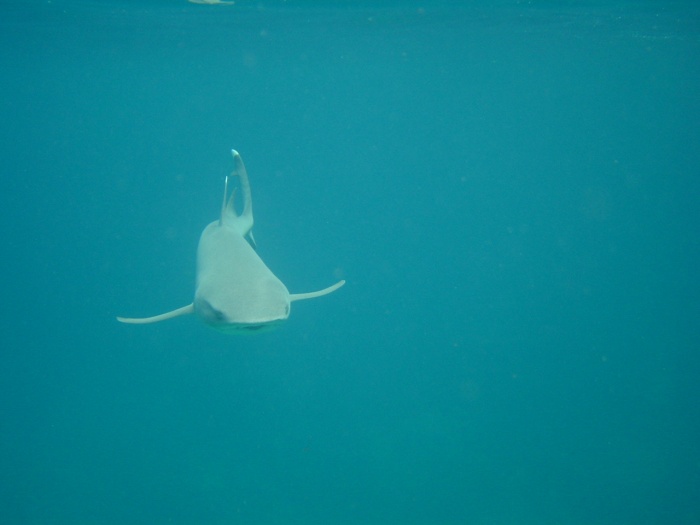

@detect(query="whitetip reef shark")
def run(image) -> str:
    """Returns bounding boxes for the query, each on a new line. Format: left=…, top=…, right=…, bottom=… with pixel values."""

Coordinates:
left=117, top=150, right=344, bottom=334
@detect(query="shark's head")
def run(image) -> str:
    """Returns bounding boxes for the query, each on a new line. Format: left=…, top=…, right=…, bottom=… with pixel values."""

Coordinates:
left=194, top=279, right=291, bottom=334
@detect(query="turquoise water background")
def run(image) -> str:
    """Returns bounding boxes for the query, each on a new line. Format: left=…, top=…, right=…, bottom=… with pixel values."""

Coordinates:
left=1, top=1, right=699, bottom=524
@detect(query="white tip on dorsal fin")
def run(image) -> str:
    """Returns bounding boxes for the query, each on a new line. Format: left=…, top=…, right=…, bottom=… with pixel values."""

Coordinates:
left=116, top=304, right=194, bottom=324
left=289, top=280, right=346, bottom=302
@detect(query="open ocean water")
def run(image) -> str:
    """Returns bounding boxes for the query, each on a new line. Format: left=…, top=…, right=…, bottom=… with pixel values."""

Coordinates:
left=1, top=1, right=699, bottom=524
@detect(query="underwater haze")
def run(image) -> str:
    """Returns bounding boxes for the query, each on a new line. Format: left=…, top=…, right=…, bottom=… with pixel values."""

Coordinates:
left=1, top=1, right=699, bottom=524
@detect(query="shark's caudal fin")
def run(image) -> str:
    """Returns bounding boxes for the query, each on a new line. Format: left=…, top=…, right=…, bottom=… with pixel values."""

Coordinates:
left=289, top=280, right=346, bottom=302
left=117, top=304, right=194, bottom=324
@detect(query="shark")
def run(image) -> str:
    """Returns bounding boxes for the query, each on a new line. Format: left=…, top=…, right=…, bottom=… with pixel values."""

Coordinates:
left=117, top=149, right=344, bottom=333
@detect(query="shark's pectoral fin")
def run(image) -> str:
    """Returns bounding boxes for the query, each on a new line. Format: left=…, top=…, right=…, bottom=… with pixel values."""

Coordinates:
left=117, top=304, right=195, bottom=324
left=289, top=280, right=345, bottom=302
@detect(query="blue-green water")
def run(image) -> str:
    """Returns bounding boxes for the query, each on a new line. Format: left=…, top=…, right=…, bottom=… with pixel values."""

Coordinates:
left=1, top=1, right=699, bottom=523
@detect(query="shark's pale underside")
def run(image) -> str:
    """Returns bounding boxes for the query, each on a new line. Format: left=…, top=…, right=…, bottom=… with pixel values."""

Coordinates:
left=117, top=150, right=344, bottom=334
